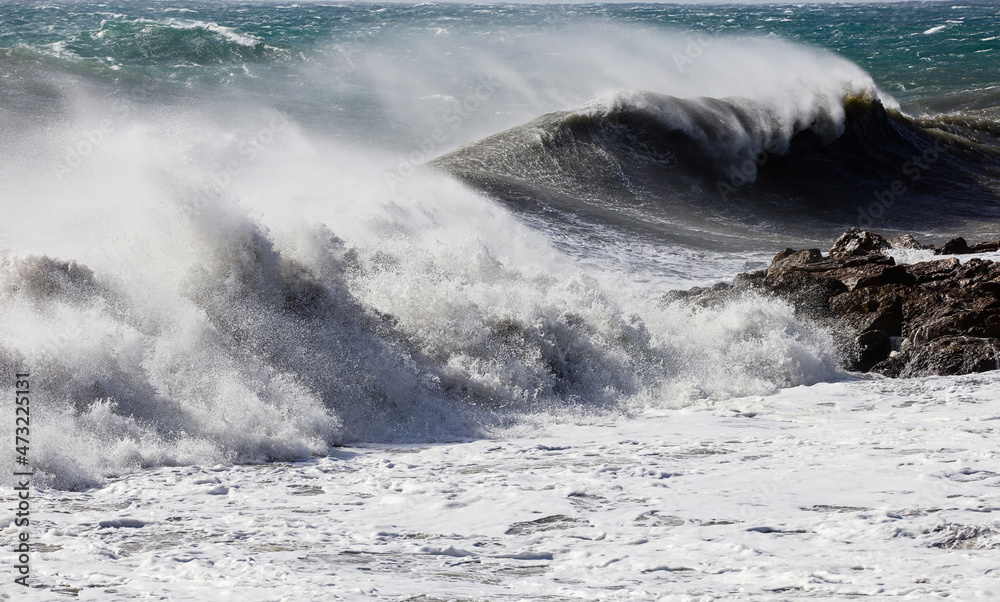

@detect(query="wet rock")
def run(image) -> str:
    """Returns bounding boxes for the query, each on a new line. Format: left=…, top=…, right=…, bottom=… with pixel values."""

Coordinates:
left=731, top=269, right=767, bottom=291
left=680, top=228, right=1000, bottom=378
left=829, top=227, right=889, bottom=258
left=872, top=336, right=1000, bottom=378
left=661, top=280, right=734, bottom=306
left=955, top=257, right=1000, bottom=285
left=931, top=237, right=1000, bottom=255
left=759, top=270, right=848, bottom=318
left=770, top=248, right=823, bottom=270
left=830, top=285, right=907, bottom=337
left=936, top=237, right=970, bottom=255
left=855, top=330, right=892, bottom=372
left=905, top=258, right=960, bottom=284
left=887, top=233, right=927, bottom=250
left=968, top=240, right=1000, bottom=253
left=825, top=262, right=911, bottom=291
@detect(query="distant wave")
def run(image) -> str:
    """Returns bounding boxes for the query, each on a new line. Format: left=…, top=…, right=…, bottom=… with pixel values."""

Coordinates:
left=49, top=18, right=284, bottom=66
left=434, top=91, right=1000, bottom=244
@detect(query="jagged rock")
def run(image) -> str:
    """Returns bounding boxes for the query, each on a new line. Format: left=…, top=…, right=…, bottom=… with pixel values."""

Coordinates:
left=825, top=262, right=911, bottom=291
left=932, top=237, right=1000, bottom=255
left=872, top=336, right=1000, bottom=378
left=969, top=240, right=1000, bottom=253
left=779, top=253, right=894, bottom=273
left=760, top=270, right=848, bottom=318
left=829, top=285, right=907, bottom=336
left=903, top=297, right=1000, bottom=345
left=829, top=227, right=889, bottom=258
left=937, top=237, right=970, bottom=255
left=678, top=228, right=1000, bottom=378
left=660, top=281, right=734, bottom=306
left=770, top=248, right=823, bottom=270
left=887, top=233, right=927, bottom=250
left=771, top=248, right=795, bottom=263
left=732, top=269, right=766, bottom=287
left=905, top=257, right=960, bottom=283
left=955, top=257, right=1000, bottom=284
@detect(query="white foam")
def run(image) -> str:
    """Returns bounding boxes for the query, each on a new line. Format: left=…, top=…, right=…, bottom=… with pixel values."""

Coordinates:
left=6, top=372, right=1000, bottom=599
left=0, top=27, right=894, bottom=489
left=888, top=247, right=1000, bottom=265
left=0, top=89, right=842, bottom=488
left=2, top=16, right=998, bottom=597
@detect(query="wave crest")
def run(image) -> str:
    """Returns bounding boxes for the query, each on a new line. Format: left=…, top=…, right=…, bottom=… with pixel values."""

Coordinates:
left=434, top=90, right=1000, bottom=242
left=54, top=18, right=284, bottom=66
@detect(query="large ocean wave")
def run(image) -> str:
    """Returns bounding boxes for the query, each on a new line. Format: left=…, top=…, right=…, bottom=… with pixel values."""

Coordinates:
left=0, top=105, right=841, bottom=490
left=435, top=92, right=1000, bottom=246
left=2, top=3, right=998, bottom=489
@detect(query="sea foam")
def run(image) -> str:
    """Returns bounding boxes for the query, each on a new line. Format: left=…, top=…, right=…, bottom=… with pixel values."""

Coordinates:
left=0, top=27, right=867, bottom=489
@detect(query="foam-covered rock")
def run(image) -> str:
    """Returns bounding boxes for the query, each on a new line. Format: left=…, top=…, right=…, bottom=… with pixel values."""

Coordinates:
left=686, top=229, right=1000, bottom=377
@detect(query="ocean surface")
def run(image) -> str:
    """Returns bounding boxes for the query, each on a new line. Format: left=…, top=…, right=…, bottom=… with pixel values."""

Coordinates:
left=1, top=2, right=999, bottom=599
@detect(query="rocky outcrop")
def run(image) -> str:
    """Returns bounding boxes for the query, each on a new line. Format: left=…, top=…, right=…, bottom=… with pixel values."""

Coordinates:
left=829, top=227, right=889, bottom=258
left=934, top=236, right=1000, bottom=255
left=677, top=228, right=1000, bottom=378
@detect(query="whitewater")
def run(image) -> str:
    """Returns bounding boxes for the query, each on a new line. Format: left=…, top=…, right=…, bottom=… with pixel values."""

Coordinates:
left=1, top=1, right=999, bottom=599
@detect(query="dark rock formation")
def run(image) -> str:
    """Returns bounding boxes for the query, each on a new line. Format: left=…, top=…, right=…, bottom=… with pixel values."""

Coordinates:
left=969, top=241, right=1000, bottom=253
left=680, top=230, right=1000, bottom=378
left=873, top=336, right=1000, bottom=378
left=887, top=233, right=927, bottom=250
left=829, top=227, right=889, bottom=258
left=934, top=236, right=1000, bottom=255
left=937, top=237, right=970, bottom=255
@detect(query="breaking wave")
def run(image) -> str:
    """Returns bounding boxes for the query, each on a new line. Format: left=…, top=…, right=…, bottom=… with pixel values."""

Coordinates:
left=434, top=91, right=1000, bottom=246
left=4, top=4, right=998, bottom=490
left=53, top=18, right=284, bottom=66
left=0, top=138, right=842, bottom=489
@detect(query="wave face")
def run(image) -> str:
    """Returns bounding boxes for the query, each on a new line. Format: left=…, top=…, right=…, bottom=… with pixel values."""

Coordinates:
left=434, top=92, right=1000, bottom=248
left=1, top=1, right=999, bottom=489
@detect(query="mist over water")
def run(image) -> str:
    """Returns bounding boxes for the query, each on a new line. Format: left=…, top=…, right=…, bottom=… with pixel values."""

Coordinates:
left=2, top=1, right=998, bottom=489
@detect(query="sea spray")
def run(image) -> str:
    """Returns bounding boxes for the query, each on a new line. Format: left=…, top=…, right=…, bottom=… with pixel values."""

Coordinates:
left=1, top=2, right=997, bottom=490
left=0, top=153, right=843, bottom=489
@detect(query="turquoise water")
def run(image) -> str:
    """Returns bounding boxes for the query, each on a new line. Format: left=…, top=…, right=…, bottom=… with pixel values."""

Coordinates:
left=3, top=2, right=999, bottom=124
left=3, top=1, right=999, bottom=239
left=3, top=2, right=998, bottom=92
